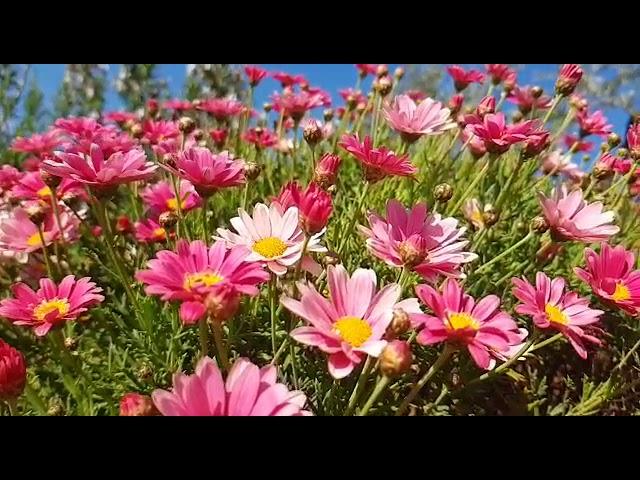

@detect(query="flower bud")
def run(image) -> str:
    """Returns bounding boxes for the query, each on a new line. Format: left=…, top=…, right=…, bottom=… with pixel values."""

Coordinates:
left=385, top=308, right=411, bottom=339
left=376, top=64, right=389, bottom=78
left=374, top=76, right=393, bottom=97
left=323, top=109, right=334, bottom=122
left=158, top=211, right=179, bottom=229
left=482, top=208, right=499, bottom=227
left=0, top=339, right=26, bottom=401
left=204, top=284, right=241, bottom=323
left=178, top=116, right=196, bottom=135
left=531, top=86, right=544, bottom=99
left=593, top=163, right=613, bottom=180
left=64, top=337, right=78, bottom=351
left=530, top=215, right=549, bottom=233
left=302, top=119, right=323, bottom=146
left=115, top=215, right=132, bottom=234
left=582, top=155, right=591, bottom=163
left=433, top=183, right=453, bottom=203
left=379, top=340, right=412, bottom=378
left=192, top=129, right=205, bottom=142
left=130, top=123, right=144, bottom=139
left=243, top=161, right=262, bottom=181
left=617, top=148, right=629, bottom=158
left=512, top=111, right=524, bottom=123
left=138, top=364, right=153, bottom=380
left=263, top=102, right=273, bottom=113
left=313, top=153, right=341, bottom=189
left=25, top=203, right=46, bottom=225
left=394, top=67, right=405, bottom=80
left=119, top=393, right=159, bottom=416
left=555, top=64, right=583, bottom=97
left=607, top=133, right=621, bottom=148
left=47, top=400, right=64, bottom=416
left=39, top=168, right=61, bottom=189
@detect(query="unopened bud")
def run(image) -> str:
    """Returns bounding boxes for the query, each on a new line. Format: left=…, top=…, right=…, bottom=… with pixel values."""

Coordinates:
left=47, top=401, right=65, bottom=417
left=346, top=95, right=357, bottom=110
left=433, top=183, right=453, bottom=203
left=600, top=143, right=610, bottom=154
left=617, top=148, right=629, bottom=158
left=39, top=168, right=61, bottom=188
left=376, top=64, right=389, bottom=78
left=512, top=111, right=524, bottom=123
left=64, top=337, right=78, bottom=351
left=130, top=123, right=144, bottom=139
left=394, top=67, right=405, bottom=80
left=137, top=364, right=153, bottom=380
left=531, top=86, right=544, bottom=99
left=530, top=216, right=549, bottom=233
left=582, top=155, right=591, bottom=163
left=375, top=76, right=393, bottom=97
left=593, top=163, right=613, bottom=180
left=26, top=204, right=46, bottom=225
left=379, top=340, right=412, bottom=378
left=323, top=109, right=334, bottom=122
left=385, top=308, right=411, bottom=339
left=607, top=133, right=621, bottom=148
left=322, top=251, right=341, bottom=266
left=192, top=129, right=205, bottom=142
left=159, top=211, right=179, bottom=229
left=115, top=215, right=132, bottom=234
left=482, top=209, right=499, bottom=227
left=263, top=102, right=273, bottom=113
left=303, top=120, right=323, bottom=146
left=178, top=116, right=196, bottom=135
left=243, top=161, right=262, bottom=181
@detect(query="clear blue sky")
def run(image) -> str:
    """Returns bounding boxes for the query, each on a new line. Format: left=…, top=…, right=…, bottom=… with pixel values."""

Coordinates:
left=28, top=64, right=631, bottom=135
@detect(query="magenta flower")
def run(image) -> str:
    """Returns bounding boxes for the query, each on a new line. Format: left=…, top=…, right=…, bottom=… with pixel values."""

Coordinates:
left=355, top=64, right=378, bottom=77
left=274, top=182, right=333, bottom=235
left=359, top=200, right=477, bottom=282
left=577, top=110, right=612, bottom=138
left=383, top=94, right=456, bottom=143
left=161, top=100, right=193, bottom=112
left=313, top=152, right=341, bottom=188
left=0, top=165, right=22, bottom=192
left=522, top=131, right=551, bottom=158
left=0, top=339, right=26, bottom=401
left=339, top=88, right=367, bottom=106
left=162, top=147, right=245, bottom=197
left=140, top=180, right=202, bottom=216
left=282, top=264, right=420, bottom=379
left=556, top=64, right=583, bottom=96
left=575, top=243, right=640, bottom=315
left=141, top=120, right=180, bottom=145
left=242, top=128, right=279, bottom=149
left=595, top=153, right=632, bottom=175
left=469, top=113, right=537, bottom=154
left=152, top=356, right=311, bottom=416
left=136, top=240, right=269, bottom=324
left=197, top=98, right=245, bottom=121
left=216, top=202, right=326, bottom=276
left=507, top=85, right=552, bottom=115
left=42, top=143, right=156, bottom=189
left=339, top=133, right=416, bottom=182
left=446, top=65, right=485, bottom=91
left=0, top=275, right=104, bottom=336
left=538, top=185, right=619, bottom=243
left=461, top=127, right=487, bottom=159
left=564, top=134, right=593, bottom=153
left=272, top=72, right=306, bottom=88
left=11, top=171, right=84, bottom=204
left=104, top=111, right=138, bottom=124
left=134, top=219, right=168, bottom=244
left=512, top=272, right=603, bottom=359
left=244, top=65, right=268, bottom=87
left=485, top=64, right=516, bottom=85
left=410, top=279, right=522, bottom=370
left=11, top=130, right=62, bottom=159
left=627, top=123, right=640, bottom=159
left=272, top=90, right=325, bottom=122
left=0, top=207, right=78, bottom=254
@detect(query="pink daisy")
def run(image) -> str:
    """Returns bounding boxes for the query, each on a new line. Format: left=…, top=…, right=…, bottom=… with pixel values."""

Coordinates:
left=162, top=147, right=245, bottom=197
left=556, top=64, right=583, bottom=96
left=11, top=130, right=62, bottom=159
left=627, top=123, right=640, bottom=159
left=595, top=153, right=632, bottom=176
left=540, top=150, right=585, bottom=184
left=161, top=99, right=193, bottom=112
left=577, top=110, right=612, bottom=138
left=11, top=171, right=84, bottom=204
left=152, top=356, right=310, bottom=416
left=383, top=94, right=456, bottom=144
left=42, top=143, right=156, bottom=189
left=410, top=279, right=522, bottom=370
left=485, top=64, right=516, bottom=85
left=359, top=200, right=477, bottom=283
left=446, top=65, right=485, bottom=91
left=243, top=128, right=279, bottom=150
left=575, top=243, right=640, bottom=315
left=272, top=72, right=306, bottom=87
left=469, top=113, right=538, bottom=155
left=273, top=182, right=333, bottom=235
left=0, top=207, right=78, bottom=254
left=197, top=98, right=245, bottom=121
left=136, top=239, right=269, bottom=324
left=141, top=119, right=180, bottom=145
left=512, top=272, right=603, bottom=359
left=134, top=219, right=168, bottom=244
left=355, top=64, right=378, bottom=77
left=0, top=165, right=22, bottom=192
left=339, top=133, right=416, bottom=182
left=140, top=180, right=202, bottom=216
left=271, top=90, right=325, bottom=122
left=563, top=134, right=593, bottom=153
left=538, top=185, right=619, bottom=243
left=282, top=264, right=420, bottom=379
left=216, top=203, right=326, bottom=276
left=244, top=65, right=268, bottom=87
left=0, top=275, right=104, bottom=336
left=103, top=111, right=138, bottom=124
left=507, top=85, right=552, bottom=114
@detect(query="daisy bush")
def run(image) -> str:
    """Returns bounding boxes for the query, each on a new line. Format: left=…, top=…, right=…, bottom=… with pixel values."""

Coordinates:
left=1, top=63, right=640, bottom=417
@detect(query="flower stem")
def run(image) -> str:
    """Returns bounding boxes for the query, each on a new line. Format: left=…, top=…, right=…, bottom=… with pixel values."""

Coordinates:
left=474, top=231, right=534, bottom=276
left=198, top=318, right=209, bottom=359
left=615, top=334, right=640, bottom=371
left=201, top=195, right=210, bottom=242
left=49, top=189, right=66, bottom=247
left=211, top=321, right=230, bottom=371
left=336, top=181, right=370, bottom=256
left=37, top=225, right=54, bottom=279
left=269, top=275, right=278, bottom=360
left=542, top=94, right=562, bottom=125
left=494, top=156, right=524, bottom=213
left=447, top=157, right=490, bottom=215
left=23, top=382, right=47, bottom=416
left=395, top=344, right=454, bottom=416
left=358, top=375, right=391, bottom=416
left=344, top=356, right=373, bottom=416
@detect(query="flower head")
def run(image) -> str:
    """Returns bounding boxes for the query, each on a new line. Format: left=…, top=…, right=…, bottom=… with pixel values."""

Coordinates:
left=153, top=356, right=311, bottom=416
left=627, top=123, right=640, bottom=159
left=469, top=113, right=537, bottom=155
left=11, top=130, right=62, bottom=159
left=197, top=98, right=245, bottom=121
left=485, top=64, right=516, bottom=85
left=512, top=272, right=603, bottom=359
left=140, top=180, right=202, bottom=216
left=564, top=134, right=593, bottom=153
left=540, top=150, right=585, bottom=184
left=556, top=64, right=583, bottom=96
left=339, top=133, right=416, bottom=182
left=162, top=100, right=193, bottom=112
left=577, top=110, right=612, bottom=138
left=119, top=393, right=159, bottom=416
left=538, top=185, right=619, bottom=243
left=104, top=111, right=139, bottom=124
left=359, top=200, right=477, bottom=282
left=575, top=243, right=640, bottom=315
left=313, top=153, right=341, bottom=188
left=446, top=65, right=485, bottom=91
left=411, top=279, right=522, bottom=369
left=134, top=218, right=168, bottom=244
left=0, top=339, right=26, bottom=401
left=274, top=182, right=333, bottom=235
left=0, top=275, right=104, bottom=336
left=383, top=94, right=456, bottom=143
left=272, top=72, right=306, bottom=87
left=141, top=120, right=180, bottom=145
left=243, top=128, right=279, bottom=149
left=244, top=65, right=268, bottom=87
left=11, top=171, right=84, bottom=204
left=272, top=90, right=325, bottom=122
left=282, top=264, right=420, bottom=379
left=0, top=207, right=78, bottom=253
left=355, top=64, right=378, bottom=77
left=216, top=203, right=326, bottom=276
left=507, top=85, right=552, bottom=115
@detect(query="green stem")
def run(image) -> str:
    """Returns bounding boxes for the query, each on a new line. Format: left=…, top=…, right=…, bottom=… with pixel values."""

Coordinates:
left=358, top=375, right=392, bottom=416
left=615, top=334, right=640, bottom=371
left=336, top=181, right=370, bottom=256
left=198, top=318, right=209, bottom=359
left=201, top=196, right=210, bottom=242
left=474, top=231, right=534, bottom=276
left=344, top=356, right=373, bottom=416
left=23, top=382, right=47, bottom=416
left=447, top=157, right=490, bottom=215
left=494, top=156, right=524, bottom=213
left=395, top=345, right=454, bottom=416
left=49, top=189, right=66, bottom=247
left=37, top=224, right=54, bottom=279
left=495, top=91, right=507, bottom=112
left=211, top=321, right=230, bottom=371
left=269, top=275, right=278, bottom=360
left=527, top=332, right=563, bottom=353
left=541, top=94, right=562, bottom=126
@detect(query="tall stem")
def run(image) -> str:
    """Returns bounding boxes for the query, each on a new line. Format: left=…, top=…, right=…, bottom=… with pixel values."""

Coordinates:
left=269, top=275, right=278, bottom=360
left=447, top=157, right=490, bottom=215
left=336, top=181, right=370, bottom=256
left=541, top=94, right=562, bottom=126
left=211, top=321, right=230, bottom=371
left=198, top=318, right=209, bottom=359
left=358, top=375, right=391, bottom=416
left=49, top=189, right=66, bottom=247
left=474, top=231, right=534, bottom=276
left=344, top=356, right=373, bottom=416
left=37, top=225, right=54, bottom=279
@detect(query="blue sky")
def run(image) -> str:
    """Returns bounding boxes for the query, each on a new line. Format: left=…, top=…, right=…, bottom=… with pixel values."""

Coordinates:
left=28, top=64, right=631, bottom=135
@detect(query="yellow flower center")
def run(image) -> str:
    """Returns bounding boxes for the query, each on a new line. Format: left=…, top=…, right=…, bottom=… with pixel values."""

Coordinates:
left=471, top=211, right=484, bottom=225
left=545, top=304, right=568, bottom=325
left=334, top=316, right=372, bottom=347
left=27, top=232, right=43, bottom=247
left=252, top=236, right=287, bottom=259
left=33, top=298, right=70, bottom=322
left=152, top=227, right=166, bottom=239
left=183, top=272, right=224, bottom=291
left=166, top=193, right=190, bottom=212
left=37, top=186, right=52, bottom=198
left=612, top=283, right=631, bottom=302
left=447, top=312, right=479, bottom=331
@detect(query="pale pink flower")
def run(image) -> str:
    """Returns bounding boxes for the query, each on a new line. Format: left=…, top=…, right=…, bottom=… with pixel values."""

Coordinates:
left=140, top=180, right=202, bottom=216
left=282, top=264, right=420, bottom=379
left=538, top=185, right=619, bottom=243
left=215, top=203, right=326, bottom=276
left=0, top=207, right=78, bottom=254
left=383, top=94, right=456, bottom=143
left=411, top=279, right=522, bottom=370
left=152, top=356, right=311, bottom=416
left=0, top=275, right=104, bottom=336
left=575, top=243, right=640, bottom=315
left=540, top=150, right=585, bottom=184
left=512, top=272, right=603, bottom=359
left=197, top=98, right=245, bottom=121
left=577, top=110, right=612, bottom=138
left=359, top=200, right=477, bottom=282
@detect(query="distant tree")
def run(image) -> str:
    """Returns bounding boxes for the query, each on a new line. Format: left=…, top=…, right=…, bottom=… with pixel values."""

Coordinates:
left=183, top=64, right=246, bottom=100
left=54, top=64, right=108, bottom=118
left=115, top=64, right=168, bottom=111
left=0, top=64, right=30, bottom=152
